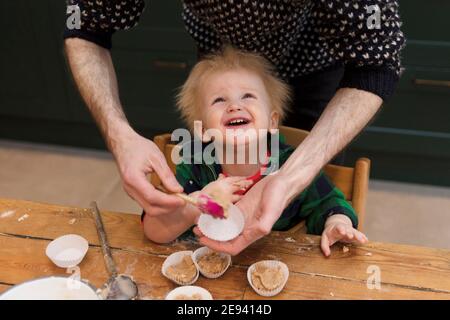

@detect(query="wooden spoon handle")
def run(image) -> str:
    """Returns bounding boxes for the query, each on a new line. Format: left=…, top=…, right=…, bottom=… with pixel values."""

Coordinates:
left=91, top=201, right=118, bottom=277
left=155, top=185, right=198, bottom=206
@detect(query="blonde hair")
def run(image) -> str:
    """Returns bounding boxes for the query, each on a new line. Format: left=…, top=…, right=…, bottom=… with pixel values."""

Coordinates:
left=176, top=46, right=291, bottom=130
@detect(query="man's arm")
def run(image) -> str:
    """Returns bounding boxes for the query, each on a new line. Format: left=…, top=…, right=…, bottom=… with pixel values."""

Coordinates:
left=64, top=38, right=127, bottom=149
left=280, top=87, right=382, bottom=202
left=64, top=38, right=184, bottom=214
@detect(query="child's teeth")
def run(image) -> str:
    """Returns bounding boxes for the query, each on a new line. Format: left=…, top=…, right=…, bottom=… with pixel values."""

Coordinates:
left=229, top=119, right=246, bottom=125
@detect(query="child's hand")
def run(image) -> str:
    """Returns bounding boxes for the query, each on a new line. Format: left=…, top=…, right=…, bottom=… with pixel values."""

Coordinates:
left=201, top=174, right=253, bottom=204
left=321, top=214, right=368, bottom=257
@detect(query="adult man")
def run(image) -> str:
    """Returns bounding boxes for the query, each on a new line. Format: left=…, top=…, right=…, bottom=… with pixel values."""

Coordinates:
left=64, top=0, right=404, bottom=254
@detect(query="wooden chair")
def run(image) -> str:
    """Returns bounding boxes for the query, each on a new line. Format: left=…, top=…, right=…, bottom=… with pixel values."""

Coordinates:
left=150, top=125, right=370, bottom=232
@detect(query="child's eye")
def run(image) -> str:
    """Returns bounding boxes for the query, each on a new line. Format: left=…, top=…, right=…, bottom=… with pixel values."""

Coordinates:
left=242, top=93, right=256, bottom=99
left=212, top=97, right=225, bottom=105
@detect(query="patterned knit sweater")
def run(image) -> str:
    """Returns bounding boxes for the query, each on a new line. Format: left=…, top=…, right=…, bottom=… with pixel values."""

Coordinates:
left=64, top=0, right=405, bottom=100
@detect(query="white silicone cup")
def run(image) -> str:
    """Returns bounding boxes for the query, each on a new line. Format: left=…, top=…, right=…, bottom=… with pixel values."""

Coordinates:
left=193, top=246, right=231, bottom=279
left=45, top=234, right=89, bottom=268
left=161, top=251, right=199, bottom=285
left=247, top=260, right=289, bottom=297
left=197, top=204, right=244, bottom=242
left=165, top=285, right=213, bottom=300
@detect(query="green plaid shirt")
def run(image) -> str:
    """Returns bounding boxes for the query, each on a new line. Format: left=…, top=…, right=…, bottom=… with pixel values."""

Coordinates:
left=176, top=136, right=358, bottom=238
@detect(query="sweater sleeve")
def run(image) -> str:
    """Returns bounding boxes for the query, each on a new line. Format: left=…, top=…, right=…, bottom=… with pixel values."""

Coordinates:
left=175, top=162, right=204, bottom=194
left=63, top=0, right=145, bottom=49
left=314, top=0, right=405, bottom=100
left=301, top=172, right=358, bottom=235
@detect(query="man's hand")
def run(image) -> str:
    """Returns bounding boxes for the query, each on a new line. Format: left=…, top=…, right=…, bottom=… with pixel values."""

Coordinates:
left=193, top=172, right=303, bottom=255
left=321, top=214, right=368, bottom=257
left=112, top=129, right=185, bottom=216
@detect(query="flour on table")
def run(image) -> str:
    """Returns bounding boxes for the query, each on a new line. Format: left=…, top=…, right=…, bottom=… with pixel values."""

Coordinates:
left=304, top=237, right=315, bottom=244
left=18, top=214, right=29, bottom=222
left=0, top=210, right=15, bottom=218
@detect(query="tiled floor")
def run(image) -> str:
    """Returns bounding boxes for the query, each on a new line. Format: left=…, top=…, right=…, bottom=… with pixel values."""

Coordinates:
left=1, top=139, right=449, bottom=249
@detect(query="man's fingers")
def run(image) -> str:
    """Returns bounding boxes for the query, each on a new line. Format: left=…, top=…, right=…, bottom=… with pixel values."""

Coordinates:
left=151, top=155, right=183, bottom=193
left=254, top=187, right=284, bottom=236
left=321, top=234, right=331, bottom=257
left=125, top=173, right=184, bottom=210
left=125, top=186, right=168, bottom=216
left=198, top=237, right=229, bottom=253
left=198, top=235, right=246, bottom=256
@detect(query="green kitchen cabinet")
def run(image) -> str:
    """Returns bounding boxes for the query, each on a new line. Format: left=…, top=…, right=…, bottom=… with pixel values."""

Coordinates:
left=0, top=0, right=70, bottom=120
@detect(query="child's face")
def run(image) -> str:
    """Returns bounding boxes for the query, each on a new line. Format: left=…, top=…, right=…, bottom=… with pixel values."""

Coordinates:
left=199, top=68, right=279, bottom=145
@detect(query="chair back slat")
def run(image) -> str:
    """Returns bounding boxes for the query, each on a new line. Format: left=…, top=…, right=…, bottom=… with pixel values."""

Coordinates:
left=165, top=144, right=178, bottom=173
left=323, top=165, right=354, bottom=201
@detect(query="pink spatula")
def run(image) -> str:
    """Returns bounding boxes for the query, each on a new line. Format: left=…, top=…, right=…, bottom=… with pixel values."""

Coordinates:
left=156, top=185, right=226, bottom=219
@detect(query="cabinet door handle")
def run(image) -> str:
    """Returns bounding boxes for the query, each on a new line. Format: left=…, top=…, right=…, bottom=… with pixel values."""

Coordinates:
left=152, top=60, right=188, bottom=70
left=413, top=79, right=450, bottom=88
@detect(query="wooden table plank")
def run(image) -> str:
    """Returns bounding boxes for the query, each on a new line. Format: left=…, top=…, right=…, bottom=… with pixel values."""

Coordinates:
left=244, top=273, right=450, bottom=300
left=1, top=234, right=448, bottom=300
left=0, top=198, right=145, bottom=248
left=233, top=236, right=450, bottom=294
left=1, top=198, right=450, bottom=299
left=0, top=198, right=193, bottom=254
left=0, top=234, right=246, bottom=300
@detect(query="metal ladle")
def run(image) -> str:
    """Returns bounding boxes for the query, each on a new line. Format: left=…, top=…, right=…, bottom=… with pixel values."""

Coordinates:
left=91, top=201, right=138, bottom=300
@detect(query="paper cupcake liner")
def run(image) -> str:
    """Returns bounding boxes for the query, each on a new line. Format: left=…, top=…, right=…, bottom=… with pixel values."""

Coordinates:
left=247, top=260, right=289, bottom=297
left=45, top=234, right=89, bottom=268
left=193, top=246, right=231, bottom=279
left=165, top=285, right=213, bottom=300
left=161, top=251, right=199, bottom=285
left=197, top=204, right=244, bottom=242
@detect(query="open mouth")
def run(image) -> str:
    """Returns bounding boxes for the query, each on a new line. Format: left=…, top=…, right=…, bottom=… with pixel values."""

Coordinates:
left=225, top=118, right=251, bottom=127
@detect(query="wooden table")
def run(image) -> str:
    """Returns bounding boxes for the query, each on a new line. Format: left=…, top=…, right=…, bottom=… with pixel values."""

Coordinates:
left=0, top=198, right=449, bottom=300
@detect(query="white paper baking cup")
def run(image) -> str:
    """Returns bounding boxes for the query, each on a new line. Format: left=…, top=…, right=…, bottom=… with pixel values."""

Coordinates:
left=165, top=285, right=213, bottom=300
left=193, top=246, right=231, bottom=279
left=161, top=251, right=199, bottom=285
left=247, top=260, right=289, bottom=297
left=45, top=234, right=89, bottom=268
left=197, top=204, right=244, bottom=242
